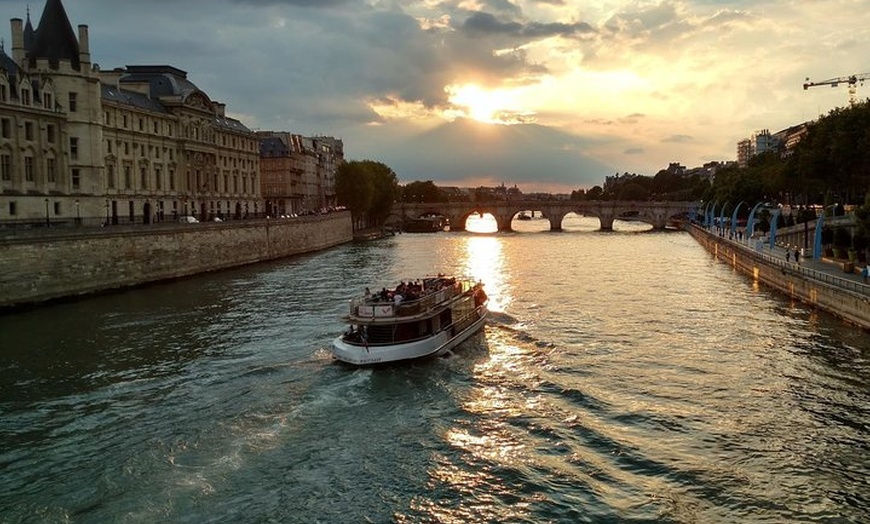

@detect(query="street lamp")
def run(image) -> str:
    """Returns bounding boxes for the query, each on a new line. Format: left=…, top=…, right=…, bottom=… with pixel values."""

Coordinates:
left=75, top=199, right=81, bottom=226
left=44, top=198, right=49, bottom=227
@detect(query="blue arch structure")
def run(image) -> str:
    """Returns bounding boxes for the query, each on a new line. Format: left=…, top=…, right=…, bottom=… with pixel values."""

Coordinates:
left=769, top=208, right=782, bottom=249
left=731, top=201, right=745, bottom=237
left=744, top=202, right=764, bottom=242
left=813, top=205, right=837, bottom=260
left=718, top=202, right=730, bottom=234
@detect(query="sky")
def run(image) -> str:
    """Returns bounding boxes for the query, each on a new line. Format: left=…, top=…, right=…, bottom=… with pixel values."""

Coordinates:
left=5, top=0, right=870, bottom=192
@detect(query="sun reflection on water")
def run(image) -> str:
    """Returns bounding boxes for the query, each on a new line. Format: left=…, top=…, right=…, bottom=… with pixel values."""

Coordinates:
left=459, top=235, right=508, bottom=313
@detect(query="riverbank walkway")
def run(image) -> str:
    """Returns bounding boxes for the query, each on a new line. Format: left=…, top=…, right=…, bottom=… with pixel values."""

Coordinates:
left=702, top=227, right=870, bottom=296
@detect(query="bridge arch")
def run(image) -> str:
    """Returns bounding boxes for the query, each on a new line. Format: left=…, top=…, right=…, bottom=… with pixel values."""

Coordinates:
left=395, top=201, right=699, bottom=232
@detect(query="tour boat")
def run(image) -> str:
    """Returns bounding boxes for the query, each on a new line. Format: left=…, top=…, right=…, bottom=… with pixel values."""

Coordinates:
left=332, top=276, right=488, bottom=366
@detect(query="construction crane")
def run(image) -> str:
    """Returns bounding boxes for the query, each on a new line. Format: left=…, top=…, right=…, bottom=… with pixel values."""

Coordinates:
left=803, top=73, right=870, bottom=105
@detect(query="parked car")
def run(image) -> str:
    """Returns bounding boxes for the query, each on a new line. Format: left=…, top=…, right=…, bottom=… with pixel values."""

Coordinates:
left=178, top=215, right=199, bottom=223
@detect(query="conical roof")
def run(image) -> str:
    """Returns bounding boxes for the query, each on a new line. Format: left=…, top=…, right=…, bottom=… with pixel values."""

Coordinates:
left=28, top=0, right=80, bottom=70
left=23, top=9, right=35, bottom=52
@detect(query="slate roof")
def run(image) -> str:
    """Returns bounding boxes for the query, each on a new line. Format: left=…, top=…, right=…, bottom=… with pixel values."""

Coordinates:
left=23, top=12, right=35, bottom=51
left=120, top=65, right=199, bottom=98
left=0, top=46, right=21, bottom=80
left=260, top=136, right=291, bottom=157
left=28, top=0, right=80, bottom=70
left=101, top=84, right=168, bottom=114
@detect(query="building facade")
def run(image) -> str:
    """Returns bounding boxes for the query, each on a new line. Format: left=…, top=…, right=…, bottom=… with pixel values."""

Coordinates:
left=0, top=0, right=260, bottom=226
left=258, top=131, right=342, bottom=216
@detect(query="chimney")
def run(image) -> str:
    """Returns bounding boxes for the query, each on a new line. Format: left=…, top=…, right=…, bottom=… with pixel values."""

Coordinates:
left=78, top=25, right=90, bottom=65
left=11, top=18, right=24, bottom=65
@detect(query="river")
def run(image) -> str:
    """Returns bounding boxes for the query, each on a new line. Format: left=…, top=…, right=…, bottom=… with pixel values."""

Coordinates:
left=1, top=216, right=868, bottom=523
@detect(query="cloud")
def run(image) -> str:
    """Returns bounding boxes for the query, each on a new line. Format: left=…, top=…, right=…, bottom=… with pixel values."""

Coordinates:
left=381, top=119, right=612, bottom=190
left=662, top=134, right=693, bottom=143
left=13, top=0, right=870, bottom=190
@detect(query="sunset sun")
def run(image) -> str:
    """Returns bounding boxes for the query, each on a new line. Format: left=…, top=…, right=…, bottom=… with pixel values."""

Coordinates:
left=445, top=83, right=530, bottom=125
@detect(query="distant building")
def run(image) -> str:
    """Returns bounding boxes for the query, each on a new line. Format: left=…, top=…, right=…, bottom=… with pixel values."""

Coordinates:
left=773, top=123, right=809, bottom=157
left=737, top=125, right=808, bottom=167
left=257, top=131, right=342, bottom=215
left=0, top=0, right=260, bottom=225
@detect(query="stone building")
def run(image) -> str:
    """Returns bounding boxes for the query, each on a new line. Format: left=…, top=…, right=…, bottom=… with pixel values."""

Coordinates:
left=258, top=131, right=342, bottom=216
left=0, top=0, right=260, bottom=226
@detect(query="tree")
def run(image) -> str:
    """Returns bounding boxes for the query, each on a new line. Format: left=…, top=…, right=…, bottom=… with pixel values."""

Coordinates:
left=402, top=181, right=445, bottom=203
left=336, top=161, right=374, bottom=230
left=335, top=160, right=399, bottom=230
left=586, top=185, right=604, bottom=200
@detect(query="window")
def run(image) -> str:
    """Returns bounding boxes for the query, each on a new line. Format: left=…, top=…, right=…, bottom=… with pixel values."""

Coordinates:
left=43, top=92, right=52, bottom=109
left=140, top=166, right=148, bottom=189
left=107, top=164, right=116, bottom=189
left=71, top=168, right=80, bottom=190
left=153, top=121, right=158, bottom=134
left=124, top=165, right=132, bottom=188
left=21, top=89, right=30, bottom=106
left=70, top=137, right=79, bottom=160
left=47, top=158, right=56, bottom=183
left=25, top=122, right=33, bottom=141
left=155, top=167, right=162, bottom=190
left=106, top=139, right=112, bottom=154
left=1, top=154, right=11, bottom=181
left=54, top=201, right=61, bottom=215
left=24, top=156, right=34, bottom=182
left=0, top=84, right=6, bottom=102
left=169, top=169, right=175, bottom=190
left=9, top=201, right=16, bottom=216
left=124, top=142, right=129, bottom=155
left=46, top=125, right=55, bottom=143
left=68, top=92, right=77, bottom=112
left=122, top=114, right=128, bottom=128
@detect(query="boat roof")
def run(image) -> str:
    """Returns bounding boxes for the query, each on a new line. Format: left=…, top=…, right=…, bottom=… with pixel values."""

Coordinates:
left=345, top=276, right=481, bottom=324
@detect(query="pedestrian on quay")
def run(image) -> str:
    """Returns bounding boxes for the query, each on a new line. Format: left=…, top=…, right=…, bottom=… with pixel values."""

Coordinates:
left=794, top=248, right=800, bottom=263
left=786, top=250, right=790, bottom=262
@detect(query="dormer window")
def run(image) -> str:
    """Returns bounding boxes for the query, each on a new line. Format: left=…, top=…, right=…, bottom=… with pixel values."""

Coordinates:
left=21, top=89, right=31, bottom=106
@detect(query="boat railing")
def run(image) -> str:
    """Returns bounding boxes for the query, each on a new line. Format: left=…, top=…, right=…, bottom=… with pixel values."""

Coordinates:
left=350, top=279, right=474, bottom=318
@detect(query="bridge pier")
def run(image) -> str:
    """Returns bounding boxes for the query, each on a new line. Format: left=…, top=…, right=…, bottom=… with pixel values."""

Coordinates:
left=547, top=212, right=565, bottom=231
left=446, top=212, right=466, bottom=231
left=598, top=213, right=615, bottom=231
left=495, top=213, right=514, bottom=232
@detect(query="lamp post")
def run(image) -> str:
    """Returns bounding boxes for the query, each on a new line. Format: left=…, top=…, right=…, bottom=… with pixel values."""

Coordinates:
left=105, top=198, right=110, bottom=226
left=75, top=199, right=81, bottom=226
left=44, top=198, right=49, bottom=227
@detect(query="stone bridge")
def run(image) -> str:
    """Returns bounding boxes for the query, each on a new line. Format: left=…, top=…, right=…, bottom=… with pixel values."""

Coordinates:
left=393, top=200, right=699, bottom=232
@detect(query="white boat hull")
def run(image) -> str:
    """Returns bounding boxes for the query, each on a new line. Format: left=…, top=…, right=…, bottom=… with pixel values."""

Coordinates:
left=332, top=307, right=487, bottom=366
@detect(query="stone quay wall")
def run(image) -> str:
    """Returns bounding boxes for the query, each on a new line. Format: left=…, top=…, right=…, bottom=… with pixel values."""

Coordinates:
left=0, top=212, right=353, bottom=309
left=688, top=224, right=870, bottom=330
